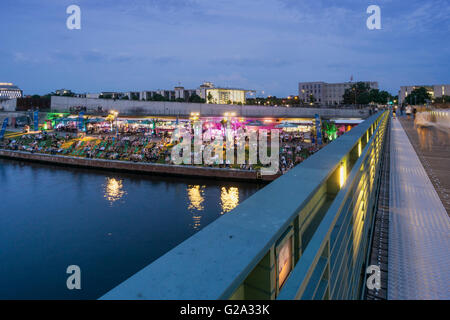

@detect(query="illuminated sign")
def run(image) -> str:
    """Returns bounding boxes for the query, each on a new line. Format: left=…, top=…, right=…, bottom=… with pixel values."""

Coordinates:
left=276, top=227, right=294, bottom=291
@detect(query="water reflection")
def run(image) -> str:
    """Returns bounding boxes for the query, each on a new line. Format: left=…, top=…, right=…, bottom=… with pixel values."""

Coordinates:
left=187, top=185, right=206, bottom=230
left=221, top=187, right=240, bottom=214
left=104, top=178, right=127, bottom=204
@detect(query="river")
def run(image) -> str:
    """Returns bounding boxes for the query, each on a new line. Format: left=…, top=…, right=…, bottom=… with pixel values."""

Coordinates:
left=0, top=159, right=263, bottom=299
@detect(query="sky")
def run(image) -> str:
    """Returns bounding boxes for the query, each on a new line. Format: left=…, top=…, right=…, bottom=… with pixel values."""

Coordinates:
left=0, top=0, right=449, bottom=97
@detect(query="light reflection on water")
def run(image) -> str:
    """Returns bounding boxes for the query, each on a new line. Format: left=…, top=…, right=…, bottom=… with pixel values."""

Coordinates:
left=186, top=185, right=242, bottom=228
left=187, top=185, right=206, bottom=230
left=220, top=187, right=240, bottom=214
left=104, top=178, right=127, bottom=204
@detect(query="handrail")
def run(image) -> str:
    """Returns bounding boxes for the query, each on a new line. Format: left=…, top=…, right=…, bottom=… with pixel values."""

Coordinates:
left=101, top=111, right=389, bottom=300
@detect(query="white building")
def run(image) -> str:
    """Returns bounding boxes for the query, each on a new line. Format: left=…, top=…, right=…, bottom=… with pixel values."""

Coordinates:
left=196, top=82, right=252, bottom=105
left=55, top=89, right=73, bottom=96
left=298, top=81, right=379, bottom=106
left=0, top=82, right=23, bottom=100
left=399, top=84, right=450, bottom=105
left=138, top=82, right=252, bottom=104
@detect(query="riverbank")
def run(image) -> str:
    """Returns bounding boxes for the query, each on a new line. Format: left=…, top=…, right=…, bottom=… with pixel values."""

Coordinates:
left=0, top=149, right=280, bottom=182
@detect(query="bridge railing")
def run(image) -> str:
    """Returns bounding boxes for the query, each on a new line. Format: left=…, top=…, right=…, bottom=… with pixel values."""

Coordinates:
left=101, top=111, right=389, bottom=300
left=277, top=111, right=389, bottom=300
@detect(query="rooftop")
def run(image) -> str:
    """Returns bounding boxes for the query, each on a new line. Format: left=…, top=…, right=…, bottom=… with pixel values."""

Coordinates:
left=0, top=83, right=20, bottom=90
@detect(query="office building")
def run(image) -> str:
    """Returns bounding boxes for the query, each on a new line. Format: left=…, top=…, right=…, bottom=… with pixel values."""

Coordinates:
left=298, top=81, right=379, bottom=106
left=399, top=84, right=450, bottom=104
left=0, top=82, right=23, bottom=99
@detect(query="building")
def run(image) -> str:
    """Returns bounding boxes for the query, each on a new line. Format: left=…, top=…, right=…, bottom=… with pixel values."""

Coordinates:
left=89, top=82, right=253, bottom=104
left=174, top=87, right=197, bottom=100
left=86, top=93, right=100, bottom=99
left=54, top=89, right=87, bottom=98
left=137, top=82, right=252, bottom=104
left=196, top=82, right=252, bottom=105
left=298, top=81, right=379, bottom=106
left=55, top=89, right=73, bottom=96
left=99, top=92, right=125, bottom=99
left=0, top=82, right=23, bottom=100
left=399, top=84, right=450, bottom=105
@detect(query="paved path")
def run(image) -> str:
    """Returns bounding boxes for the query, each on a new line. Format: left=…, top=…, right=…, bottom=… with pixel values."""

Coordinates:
left=388, top=118, right=450, bottom=299
left=399, top=116, right=450, bottom=215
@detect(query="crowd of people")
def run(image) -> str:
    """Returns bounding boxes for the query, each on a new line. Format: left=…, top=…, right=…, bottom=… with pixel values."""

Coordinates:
left=0, top=125, right=327, bottom=175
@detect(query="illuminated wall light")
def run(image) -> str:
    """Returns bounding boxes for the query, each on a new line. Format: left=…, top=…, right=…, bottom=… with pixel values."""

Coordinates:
left=339, top=162, right=346, bottom=189
left=358, top=141, right=362, bottom=157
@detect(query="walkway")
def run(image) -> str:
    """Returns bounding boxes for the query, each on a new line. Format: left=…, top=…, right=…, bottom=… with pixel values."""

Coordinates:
left=399, top=116, right=450, bottom=214
left=388, top=118, right=450, bottom=299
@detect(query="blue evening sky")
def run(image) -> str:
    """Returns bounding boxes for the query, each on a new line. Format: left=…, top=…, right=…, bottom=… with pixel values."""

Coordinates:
left=1, top=0, right=449, bottom=96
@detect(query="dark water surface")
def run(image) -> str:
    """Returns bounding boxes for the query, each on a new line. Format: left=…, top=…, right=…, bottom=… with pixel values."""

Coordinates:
left=0, top=159, right=263, bottom=299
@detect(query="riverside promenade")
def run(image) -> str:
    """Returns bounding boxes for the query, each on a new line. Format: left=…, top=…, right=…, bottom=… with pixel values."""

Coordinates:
left=388, top=117, right=450, bottom=299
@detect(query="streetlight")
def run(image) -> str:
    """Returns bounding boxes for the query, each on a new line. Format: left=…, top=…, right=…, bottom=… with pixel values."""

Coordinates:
left=109, top=110, right=119, bottom=136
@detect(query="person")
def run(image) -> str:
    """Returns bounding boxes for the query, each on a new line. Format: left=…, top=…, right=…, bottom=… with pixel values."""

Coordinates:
left=392, top=105, right=397, bottom=119
left=406, top=105, right=412, bottom=119
left=413, top=107, right=417, bottom=120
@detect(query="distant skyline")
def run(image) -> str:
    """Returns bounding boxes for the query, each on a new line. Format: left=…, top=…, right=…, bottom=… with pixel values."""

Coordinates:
left=1, top=0, right=449, bottom=97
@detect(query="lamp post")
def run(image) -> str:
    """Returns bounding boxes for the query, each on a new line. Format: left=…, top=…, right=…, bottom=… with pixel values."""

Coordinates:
left=109, top=110, right=119, bottom=137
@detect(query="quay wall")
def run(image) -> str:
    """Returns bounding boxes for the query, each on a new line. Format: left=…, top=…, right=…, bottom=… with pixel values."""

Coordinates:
left=0, top=150, right=278, bottom=182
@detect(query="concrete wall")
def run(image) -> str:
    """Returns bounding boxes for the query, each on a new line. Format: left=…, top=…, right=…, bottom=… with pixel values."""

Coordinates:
left=0, top=99, right=17, bottom=111
left=51, top=96, right=370, bottom=119
left=0, top=150, right=278, bottom=181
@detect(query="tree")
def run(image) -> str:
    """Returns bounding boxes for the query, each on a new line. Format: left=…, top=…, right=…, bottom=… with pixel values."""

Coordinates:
left=433, top=95, right=450, bottom=103
left=188, top=93, right=206, bottom=103
left=343, top=82, right=371, bottom=105
left=151, top=94, right=168, bottom=101
left=369, top=89, right=392, bottom=104
left=309, top=94, right=316, bottom=104
left=207, top=92, right=214, bottom=104
left=405, top=87, right=431, bottom=105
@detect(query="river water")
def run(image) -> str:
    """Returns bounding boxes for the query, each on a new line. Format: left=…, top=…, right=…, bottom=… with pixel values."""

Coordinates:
left=0, top=159, right=263, bottom=299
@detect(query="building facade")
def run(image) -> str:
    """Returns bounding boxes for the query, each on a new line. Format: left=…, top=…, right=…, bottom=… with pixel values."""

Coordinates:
left=138, top=82, right=252, bottom=104
left=298, top=81, right=379, bottom=106
left=399, top=84, right=450, bottom=105
left=87, top=82, right=252, bottom=104
left=0, top=82, right=23, bottom=100
left=196, top=82, right=251, bottom=104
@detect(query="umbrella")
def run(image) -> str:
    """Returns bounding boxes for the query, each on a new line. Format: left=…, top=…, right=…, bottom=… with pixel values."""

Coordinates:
left=275, top=123, right=298, bottom=128
left=246, top=120, right=264, bottom=127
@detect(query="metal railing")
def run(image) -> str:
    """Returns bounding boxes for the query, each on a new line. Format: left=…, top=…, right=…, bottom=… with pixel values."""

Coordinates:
left=101, top=111, right=389, bottom=300
left=278, top=111, right=389, bottom=299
